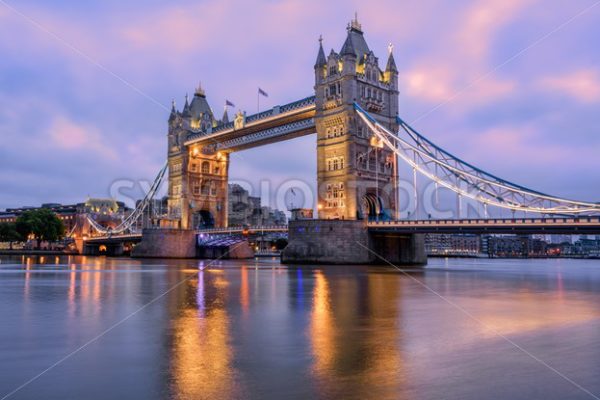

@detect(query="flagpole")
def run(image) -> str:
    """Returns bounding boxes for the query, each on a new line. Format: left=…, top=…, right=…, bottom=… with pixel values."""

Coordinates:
left=257, top=89, right=259, bottom=112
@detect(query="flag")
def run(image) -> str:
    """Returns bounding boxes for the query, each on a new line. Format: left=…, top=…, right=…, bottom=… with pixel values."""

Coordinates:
left=258, top=87, right=268, bottom=97
left=225, top=100, right=235, bottom=107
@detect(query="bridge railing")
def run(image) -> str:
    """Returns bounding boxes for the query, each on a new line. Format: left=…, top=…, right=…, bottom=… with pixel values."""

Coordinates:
left=368, top=217, right=600, bottom=226
left=197, top=225, right=288, bottom=234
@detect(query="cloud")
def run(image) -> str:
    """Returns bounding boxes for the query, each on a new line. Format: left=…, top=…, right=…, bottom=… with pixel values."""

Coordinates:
left=0, top=0, right=599, bottom=210
left=456, top=0, right=535, bottom=60
left=537, top=69, right=600, bottom=103
left=401, top=66, right=515, bottom=106
left=48, top=116, right=117, bottom=160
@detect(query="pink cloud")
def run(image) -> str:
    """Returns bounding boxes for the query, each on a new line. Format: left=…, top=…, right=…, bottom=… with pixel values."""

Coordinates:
left=537, top=69, right=600, bottom=103
left=463, top=123, right=597, bottom=169
left=49, top=116, right=117, bottom=160
left=397, top=0, right=533, bottom=111
left=457, top=0, right=535, bottom=60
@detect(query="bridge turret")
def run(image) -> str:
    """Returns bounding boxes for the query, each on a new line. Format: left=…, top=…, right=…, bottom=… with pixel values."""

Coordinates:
left=314, top=35, right=327, bottom=84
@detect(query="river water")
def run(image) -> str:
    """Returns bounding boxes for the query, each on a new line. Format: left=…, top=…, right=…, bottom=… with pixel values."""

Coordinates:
left=0, top=255, right=599, bottom=400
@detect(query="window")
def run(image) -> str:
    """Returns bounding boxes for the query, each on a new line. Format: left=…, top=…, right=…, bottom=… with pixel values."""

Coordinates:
left=329, top=66, right=337, bottom=76
left=326, top=156, right=345, bottom=171
left=190, top=163, right=198, bottom=172
left=201, top=161, right=210, bottom=174
left=325, top=183, right=345, bottom=208
left=329, top=84, right=337, bottom=96
left=201, top=182, right=210, bottom=195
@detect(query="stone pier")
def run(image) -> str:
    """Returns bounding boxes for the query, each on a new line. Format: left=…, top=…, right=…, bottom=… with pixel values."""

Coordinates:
left=281, top=220, right=426, bottom=266
left=132, top=228, right=198, bottom=258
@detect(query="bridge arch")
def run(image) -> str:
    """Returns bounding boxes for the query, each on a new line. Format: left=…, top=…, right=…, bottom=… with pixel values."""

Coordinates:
left=362, top=193, right=383, bottom=221
left=192, top=210, right=215, bottom=229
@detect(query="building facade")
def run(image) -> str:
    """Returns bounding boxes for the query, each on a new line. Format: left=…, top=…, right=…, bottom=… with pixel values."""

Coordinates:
left=314, top=17, right=399, bottom=220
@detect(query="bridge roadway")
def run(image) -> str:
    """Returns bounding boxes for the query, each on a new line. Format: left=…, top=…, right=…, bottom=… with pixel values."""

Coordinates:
left=84, top=233, right=142, bottom=243
left=367, top=217, right=600, bottom=235
left=184, top=96, right=316, bottom=152
left=86, top=217, right=600, bottom=242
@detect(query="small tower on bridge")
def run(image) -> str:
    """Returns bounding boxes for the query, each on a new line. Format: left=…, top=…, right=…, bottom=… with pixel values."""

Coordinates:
left=314, top=16, right=399, bottom=220
left=166, top=85, right=230, bottom=230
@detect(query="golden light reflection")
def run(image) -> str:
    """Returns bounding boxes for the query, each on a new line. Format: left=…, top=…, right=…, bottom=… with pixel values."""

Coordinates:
left=310, top=271, right=334, bottom=373
left=308, top=271, right=406, bottom=398
left=24, top=256, right=32, bottom=300
left=68, top=263, right=76, bottom=317
left=170, top=272, right=239, bottom=399
left=468, top=293, right=600, bottom=338
left=240, top=266, right=249, bottom=314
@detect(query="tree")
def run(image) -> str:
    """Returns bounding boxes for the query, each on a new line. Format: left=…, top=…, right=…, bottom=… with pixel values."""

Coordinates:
left=0, top=223, right=21, bottom=250
left=16, top=209, right=65, bottom=249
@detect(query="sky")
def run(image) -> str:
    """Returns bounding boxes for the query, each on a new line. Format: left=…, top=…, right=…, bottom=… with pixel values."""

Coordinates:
left=1, top=0, right=599, bottom=212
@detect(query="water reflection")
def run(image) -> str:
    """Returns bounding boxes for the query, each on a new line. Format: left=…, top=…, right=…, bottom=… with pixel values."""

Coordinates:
left=309, top=269, right=408, bottom=398
left=169, top=267, right=240, bottom=400
left=1, top=256, right=600, bottom=400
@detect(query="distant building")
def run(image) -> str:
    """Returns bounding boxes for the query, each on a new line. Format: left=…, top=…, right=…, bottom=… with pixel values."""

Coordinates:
left=0, top=203, right=79, bottom=233
left=0, top=198, right=132, bottom=237
left=550, top=234, right=572, bottom=245
left=484, top=235, right=547, bottom=258
left=227, top=184, right=287, bottom=226
left=290, top=208, right=313, bottom=221
left=425, top=234, right=482, bottom=257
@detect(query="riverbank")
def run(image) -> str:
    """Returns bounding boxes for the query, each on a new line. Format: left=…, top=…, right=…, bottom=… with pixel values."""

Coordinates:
left=0, top=249, right=78, bottom=256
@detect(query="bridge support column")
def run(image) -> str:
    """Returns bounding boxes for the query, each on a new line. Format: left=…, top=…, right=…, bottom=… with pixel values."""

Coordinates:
left=132, top=228, right=197, bottom=258
left=282, top=220, right=426, bottom=266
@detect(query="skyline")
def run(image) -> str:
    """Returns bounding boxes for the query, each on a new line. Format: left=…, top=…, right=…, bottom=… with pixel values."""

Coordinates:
left=1, top=0, right=600, bottom=210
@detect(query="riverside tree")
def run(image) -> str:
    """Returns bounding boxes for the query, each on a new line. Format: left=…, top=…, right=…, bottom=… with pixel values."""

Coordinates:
left=0, top=223, right=21, bottom=250
left=15, top=209, right=65, bottom=249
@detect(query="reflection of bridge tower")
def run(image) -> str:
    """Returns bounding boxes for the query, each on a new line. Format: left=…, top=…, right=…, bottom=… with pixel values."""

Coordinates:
left=314, top=16, right=399, bottom=220
left=167, top=85, right=230, bottom=229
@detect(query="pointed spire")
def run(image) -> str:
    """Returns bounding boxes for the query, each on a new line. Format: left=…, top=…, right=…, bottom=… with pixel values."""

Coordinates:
left=385, top=43, right=398, bottom=73
left=341, top=15, right=369, bottom=58
left=169, top=99, right=177, bottom=121
left=350, top=12, right=362, bottom=32
left=222, top=107, right=229, bottom=124
left=340, top=31, right=356, bottom=56
left=182, top=94, right=191, bottom=117
left=315, top=34, right=326, bottom=68
left=195, top=82, right=205, bottom=97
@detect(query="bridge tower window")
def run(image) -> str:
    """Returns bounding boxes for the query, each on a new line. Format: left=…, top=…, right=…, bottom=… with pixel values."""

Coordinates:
left=201, top=182, right=210, bottom=195
left=201, top=161, right=210, bottom=174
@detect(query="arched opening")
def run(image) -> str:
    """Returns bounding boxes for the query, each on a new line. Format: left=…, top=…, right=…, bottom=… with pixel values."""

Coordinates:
left=362, top=193, right=384, bottom=221
left=193, top=210, right=215, bottom=229
left=99, top=245, right=107, bottom=253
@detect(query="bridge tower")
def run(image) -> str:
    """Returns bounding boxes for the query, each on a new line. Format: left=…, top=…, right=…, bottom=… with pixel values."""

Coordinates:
left=167, top=85, right=229, bottom=229
left=314, top=16, right=399, bottom=220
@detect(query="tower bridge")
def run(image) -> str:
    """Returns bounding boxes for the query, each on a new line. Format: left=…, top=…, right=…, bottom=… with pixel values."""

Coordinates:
left=81, top=16, right=600, bottom=264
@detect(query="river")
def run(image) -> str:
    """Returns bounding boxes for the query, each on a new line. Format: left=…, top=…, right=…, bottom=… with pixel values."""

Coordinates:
left=1, top=255, right=599, bottom=399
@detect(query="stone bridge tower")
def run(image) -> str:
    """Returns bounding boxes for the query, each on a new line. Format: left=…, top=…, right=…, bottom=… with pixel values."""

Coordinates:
left=167, top=85, right=229, bottom=229
left=314, top=17, right=399, bottom=220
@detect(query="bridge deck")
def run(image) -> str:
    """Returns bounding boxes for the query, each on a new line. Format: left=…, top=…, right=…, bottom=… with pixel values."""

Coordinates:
left=368, top=217, right=600, bottom=234
left=184, top=96, right=316, bottom=152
